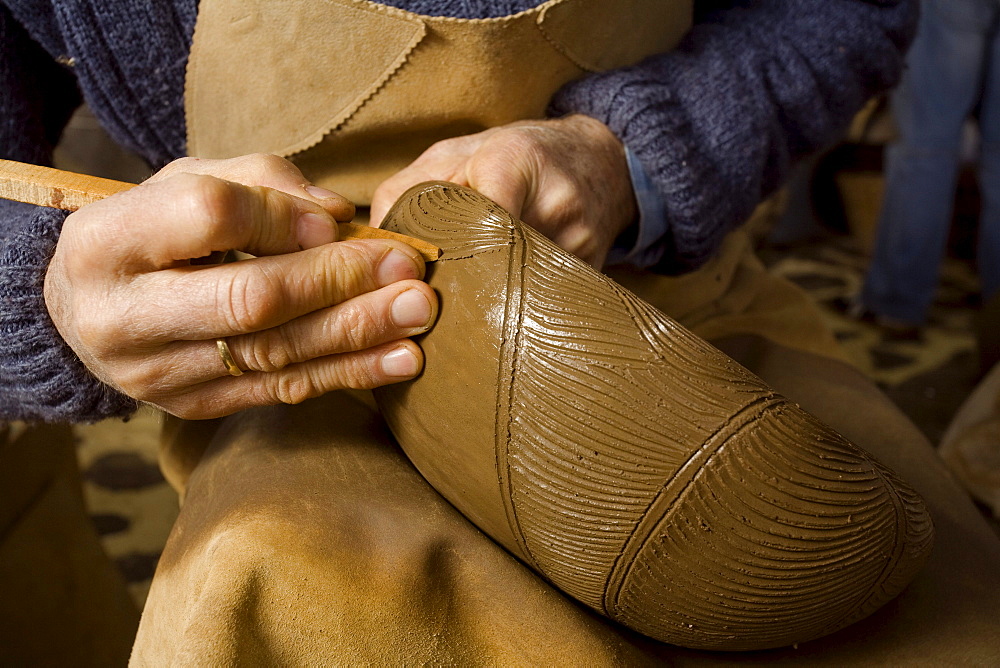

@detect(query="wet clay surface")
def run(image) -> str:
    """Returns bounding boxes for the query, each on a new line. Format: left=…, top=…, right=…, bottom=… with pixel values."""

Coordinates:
left=374, top=182, right=935, bottom=651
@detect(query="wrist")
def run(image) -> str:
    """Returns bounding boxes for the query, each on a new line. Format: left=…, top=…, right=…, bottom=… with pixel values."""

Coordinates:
left=558, top=114, right=637, bottom=240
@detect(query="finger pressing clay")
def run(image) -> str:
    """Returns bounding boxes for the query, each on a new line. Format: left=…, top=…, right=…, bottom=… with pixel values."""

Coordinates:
left=373, top=182, right=934, bottom=651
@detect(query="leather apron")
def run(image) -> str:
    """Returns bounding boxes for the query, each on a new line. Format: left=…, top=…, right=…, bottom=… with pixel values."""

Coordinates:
left=185, top=0, right=692, bottom=205
left=183, top=0, right=843, bottom=360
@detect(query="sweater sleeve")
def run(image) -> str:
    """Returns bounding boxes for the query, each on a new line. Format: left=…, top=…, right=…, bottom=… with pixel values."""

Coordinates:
left=0, top=4, right=137, bottom=422
left=549, top=0, right=918, bottom=274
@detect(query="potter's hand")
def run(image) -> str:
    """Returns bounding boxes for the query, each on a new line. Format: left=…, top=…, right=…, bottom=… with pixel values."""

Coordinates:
left=45, top=154, right=438, bottom=420
left=371, top=115, right=637, bottom=269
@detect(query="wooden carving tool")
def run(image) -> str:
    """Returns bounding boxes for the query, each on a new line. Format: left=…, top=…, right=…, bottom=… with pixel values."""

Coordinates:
left=0, top=158, right=442, bottom=261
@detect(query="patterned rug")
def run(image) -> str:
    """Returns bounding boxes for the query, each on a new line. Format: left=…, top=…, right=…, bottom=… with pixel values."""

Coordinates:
left=764, top=234, right=982, bottom=446
left=75, top=410, right=175, bottom=607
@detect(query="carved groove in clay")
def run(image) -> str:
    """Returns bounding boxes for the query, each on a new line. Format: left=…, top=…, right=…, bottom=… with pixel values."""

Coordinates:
left=375, top=182, right=934, bottom=651
left=495, top=209, right=533, bottom=566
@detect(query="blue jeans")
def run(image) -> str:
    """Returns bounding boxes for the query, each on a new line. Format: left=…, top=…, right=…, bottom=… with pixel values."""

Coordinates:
left=861, top=0, right=1000, bottom=324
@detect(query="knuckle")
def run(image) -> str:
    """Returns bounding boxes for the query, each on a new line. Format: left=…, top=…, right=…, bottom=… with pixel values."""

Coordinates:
left=340, top=355, right=381, bottom=390
left=469, top=133, right=541, bottom=181
left=62, top=211, right=130, bottom=267
left=240, top=152, right=299, bottom=181
left=328, top=242, right=378, bottom=291
left=173, top=174, right=241, bottom=235
left=55, top=235, right=95, bottom=275
left=153, top=157, right=201, bottom=180
left=244, top=329, right=295, bottom=373
left=421, top=139, right=457, bottom=159
left=486, top=129, right=540, bottom=159
left=45, top=250, right=75, bottom=296
left=270, top=371, right=317, bottom=406
left=114, top=364, right=167, bottom=402
left=334, top=300, right=379, bottom=351
left=555, top=195, right=584, bottom=222
left=197, top=178, right=242, bottom=227
left=550, top=174, right=579, bottom=199
left=258, top=184, right=294, bottom=218
left=218, top=266, right=285, bottom=331
left=244, top=152, right=288, bottom=170
left=74, top=309, right=123, bottom=354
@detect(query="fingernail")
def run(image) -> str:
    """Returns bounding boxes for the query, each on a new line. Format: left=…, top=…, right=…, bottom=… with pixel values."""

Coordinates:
left=391, top=289, right=432, bottom=329
left=297, top=212, right=336, bottom=248
left=306, top=186, right=355, bottom=222
left=377, top=249, right=420, bottom=285
left=305, top=185, right=343, bottom=201
left=382, top=347, right=419, bottom=377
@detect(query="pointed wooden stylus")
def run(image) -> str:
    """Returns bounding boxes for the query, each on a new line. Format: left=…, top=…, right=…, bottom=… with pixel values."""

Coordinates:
left=0, top=158, right=442, bottom=262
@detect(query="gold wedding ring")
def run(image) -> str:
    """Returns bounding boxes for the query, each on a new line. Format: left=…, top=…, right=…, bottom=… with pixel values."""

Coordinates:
left=216, top=339, right=244, bottom=376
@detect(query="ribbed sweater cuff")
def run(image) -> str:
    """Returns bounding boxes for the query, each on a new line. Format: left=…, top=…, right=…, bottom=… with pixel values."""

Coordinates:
left=550, top=69, right=718, bottom=275
left=0, top=207, right=137, bottom=422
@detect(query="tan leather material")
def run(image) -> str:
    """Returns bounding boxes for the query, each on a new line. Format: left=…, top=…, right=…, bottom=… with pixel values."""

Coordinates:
left=673, top=336, right=1000, bottom=667
left=185, top=0, right=426, bottom=160
left=185, top=0, right=692, bottom=204
left=938, top=361, right=1000, bottom=514
left=183, top=0, right=842, bottom=359
left=152, top=3, right=988, bottom=660
left=537, top=0, right=691, bottom=73
left=134, top=392, right=670, bottom=666
left=157, top=414, right=220, bottom=500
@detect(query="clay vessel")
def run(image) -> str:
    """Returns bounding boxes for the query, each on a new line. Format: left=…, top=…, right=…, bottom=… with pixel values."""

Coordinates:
left=374, top=182, right=934, bottom=651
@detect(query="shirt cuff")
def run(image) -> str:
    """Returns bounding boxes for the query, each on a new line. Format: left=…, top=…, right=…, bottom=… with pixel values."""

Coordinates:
left=605, top=147, right=668, bottom=268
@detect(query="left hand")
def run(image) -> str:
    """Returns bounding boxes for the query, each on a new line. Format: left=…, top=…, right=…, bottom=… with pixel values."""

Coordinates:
left=370, top=115, right=637, bottom=269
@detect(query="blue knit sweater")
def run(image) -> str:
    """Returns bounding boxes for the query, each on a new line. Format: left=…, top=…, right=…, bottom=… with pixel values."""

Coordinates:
left=0, top=0, right=917, bottom=422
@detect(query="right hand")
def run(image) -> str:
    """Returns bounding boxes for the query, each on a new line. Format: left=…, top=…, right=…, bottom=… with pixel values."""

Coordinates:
left=44, top=154, right=439, bottom=419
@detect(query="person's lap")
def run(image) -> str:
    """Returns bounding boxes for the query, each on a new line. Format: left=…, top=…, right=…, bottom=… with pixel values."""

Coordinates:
left=136, top=390, right=667, bottom=665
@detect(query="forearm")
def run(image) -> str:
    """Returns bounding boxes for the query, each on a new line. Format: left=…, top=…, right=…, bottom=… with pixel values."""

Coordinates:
left=551, top=0, right=918, bottom=273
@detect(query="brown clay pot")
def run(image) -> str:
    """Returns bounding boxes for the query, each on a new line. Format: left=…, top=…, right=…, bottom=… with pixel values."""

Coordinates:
left=374, top=182, right=934, bottom=651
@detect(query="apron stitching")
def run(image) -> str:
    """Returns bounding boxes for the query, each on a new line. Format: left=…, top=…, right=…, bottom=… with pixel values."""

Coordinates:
left=342, top=0, right=570, bottom=25
left=283, top=19, right=428, bottom=157
left=280, top=1, right=576, bottom=158
left=535, top=4, right=601, bottom=74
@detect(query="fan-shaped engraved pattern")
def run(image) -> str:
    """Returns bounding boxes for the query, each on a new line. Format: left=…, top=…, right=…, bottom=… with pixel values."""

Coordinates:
left=389, top=184, right=516, bottom=259
left=503, top=224, right=933, bottom=649
left=502, top=225, right=775, bottom=606
left=847, top=459, right=935, bottom=622
left=609, top=401, right=934, bottom=649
